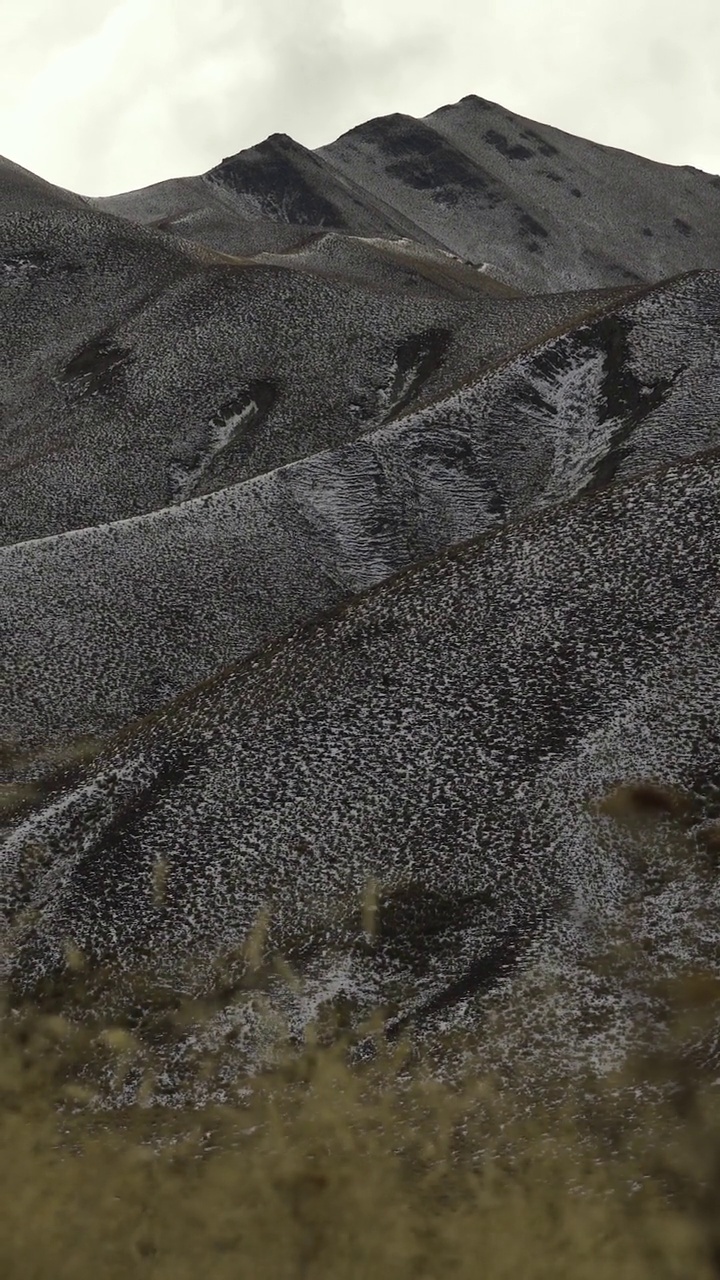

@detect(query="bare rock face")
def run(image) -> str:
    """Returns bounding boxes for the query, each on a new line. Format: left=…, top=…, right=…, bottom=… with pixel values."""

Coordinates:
left=2, top=95, right=720, bottom=1102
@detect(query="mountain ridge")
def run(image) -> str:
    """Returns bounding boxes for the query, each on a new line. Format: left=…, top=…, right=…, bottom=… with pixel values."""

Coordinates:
left=89, top=93, right=720, bottom=293
left=2, top=93, right=720, bottom=1103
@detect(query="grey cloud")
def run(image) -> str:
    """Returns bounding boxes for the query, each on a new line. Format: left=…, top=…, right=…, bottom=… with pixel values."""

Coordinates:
left=9, top=0, right=446, bottom=193
left=144, top=0, right=449, bottom=179
left=1, top=0, right=720, bottom=194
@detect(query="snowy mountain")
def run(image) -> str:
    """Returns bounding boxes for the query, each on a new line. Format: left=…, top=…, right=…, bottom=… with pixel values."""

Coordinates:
left=2, top=95, right=720, bottom=1100
left=4, top=268, right=720, bottom=754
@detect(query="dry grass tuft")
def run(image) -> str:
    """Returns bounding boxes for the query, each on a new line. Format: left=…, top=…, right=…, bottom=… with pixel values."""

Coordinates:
left=0, top=978, right=719, bottom=1279
left=593, top=780, right=698, bottom=824
left=0, top=780, right=45, bottom=817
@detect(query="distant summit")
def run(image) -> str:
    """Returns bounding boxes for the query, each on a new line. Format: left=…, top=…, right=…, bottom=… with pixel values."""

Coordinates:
left=90, top=93, right=720, bottom=292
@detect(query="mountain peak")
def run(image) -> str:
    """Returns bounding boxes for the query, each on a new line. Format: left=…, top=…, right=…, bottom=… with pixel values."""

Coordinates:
left=2, top=94, right=720, bottom=1105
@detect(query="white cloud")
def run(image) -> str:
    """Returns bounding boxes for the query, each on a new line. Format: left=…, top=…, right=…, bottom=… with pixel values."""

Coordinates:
left=1, top=0, right=719, bottom=195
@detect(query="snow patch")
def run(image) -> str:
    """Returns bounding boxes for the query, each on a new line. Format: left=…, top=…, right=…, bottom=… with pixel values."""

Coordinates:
left=169, top=400, right=259, bottom=503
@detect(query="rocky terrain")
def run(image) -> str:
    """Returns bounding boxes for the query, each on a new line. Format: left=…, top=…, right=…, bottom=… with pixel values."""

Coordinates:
left=1, top=95, right=720, bottom=1102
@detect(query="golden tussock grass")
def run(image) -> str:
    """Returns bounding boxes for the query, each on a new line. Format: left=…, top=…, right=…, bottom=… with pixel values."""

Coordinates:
left=1, top=778, right=719, bottom=1277
left=1, top=977, right=719, bottom=1280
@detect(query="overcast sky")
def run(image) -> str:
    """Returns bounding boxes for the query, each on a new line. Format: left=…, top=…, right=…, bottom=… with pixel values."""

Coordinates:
left=2, top=0, right=719, bottom=196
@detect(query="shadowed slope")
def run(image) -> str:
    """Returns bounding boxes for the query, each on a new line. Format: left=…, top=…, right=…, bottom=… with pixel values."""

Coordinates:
left=0, top=201, right=638, bottom=545
left=0, top=156, right=88, bottom=215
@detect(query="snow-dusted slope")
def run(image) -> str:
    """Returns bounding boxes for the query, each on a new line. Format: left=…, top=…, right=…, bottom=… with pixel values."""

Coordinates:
left=0, top=155, right=88, bottom=215
left=3, top=449, right=720, bottom=1093
left=0, top=202, right=636, bottom=545
left=321, top=97, right=720, bottom=291
left=3, top=269, right=719, bottom=752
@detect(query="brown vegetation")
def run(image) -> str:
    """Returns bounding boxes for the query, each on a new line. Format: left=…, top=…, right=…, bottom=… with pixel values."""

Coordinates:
left=1, top=956, right=719, bottom=1277
left=594, top=780, right=699, bottom=824
left=2, top=779, right=719, bottom=1276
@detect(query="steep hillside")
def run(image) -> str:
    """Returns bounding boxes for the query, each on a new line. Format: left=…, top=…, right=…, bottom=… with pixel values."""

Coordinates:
left=3, top=449, right=720, bottom=1096
left=321, top=97, right=720, bottom=290
left=1, top=93, right=720, bottom=1106
left=1, top=205, right=633, bottom=546
left=3, top=269, right=719, bottom=751
left=0, top=155, right=88, bottom=215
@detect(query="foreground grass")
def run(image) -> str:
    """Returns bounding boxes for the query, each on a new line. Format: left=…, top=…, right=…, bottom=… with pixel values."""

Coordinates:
left=1, top=994, right=719, bottom=1280
left=2, top=775, right=720, bottom=1277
